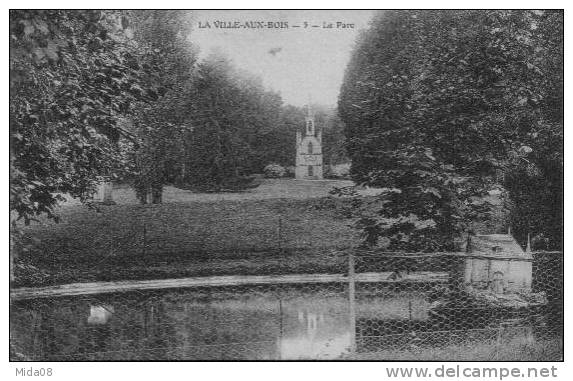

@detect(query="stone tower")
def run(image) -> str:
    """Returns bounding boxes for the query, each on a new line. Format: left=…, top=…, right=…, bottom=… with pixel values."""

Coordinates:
left=295, top=104, right=323, bottom=179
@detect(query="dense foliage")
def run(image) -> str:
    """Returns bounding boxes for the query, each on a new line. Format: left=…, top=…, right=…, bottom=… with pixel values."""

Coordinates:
left=183, top=55, right=281, bottom=190
left=263, top=164, right=287, bottom=178
left=339, top=10, right=563, bottom=250
left=10, top=10, right=143, bottom=224
left=10, top=10, right=348, bottom=214
left=182, top=57, right=348, bottom=190
left=127, top=10, right=196, bottom=203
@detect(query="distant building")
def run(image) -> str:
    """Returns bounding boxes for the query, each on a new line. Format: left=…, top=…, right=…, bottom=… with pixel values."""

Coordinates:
left=94, top=180, right=115, bottom=205
left=295, top=105, right=323, bottom=180
left=464, top=233, right=532, bottom=293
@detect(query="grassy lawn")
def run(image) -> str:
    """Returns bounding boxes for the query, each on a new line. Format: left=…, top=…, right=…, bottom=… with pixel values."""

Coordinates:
left=61, top=178, right=355, bottom=205
left=16, top=179, right=359, bottom=286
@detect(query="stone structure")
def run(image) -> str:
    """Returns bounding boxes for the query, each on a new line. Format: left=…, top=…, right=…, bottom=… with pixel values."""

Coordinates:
left=295, top=105, right=323, bottom=180
left=463, top=233, right=532, bottom=293
left=95, top=180, right=115, bottom=205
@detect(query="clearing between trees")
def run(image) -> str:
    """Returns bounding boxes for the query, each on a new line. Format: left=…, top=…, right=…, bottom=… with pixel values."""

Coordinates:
left=16, top=179, right=358, bottom=286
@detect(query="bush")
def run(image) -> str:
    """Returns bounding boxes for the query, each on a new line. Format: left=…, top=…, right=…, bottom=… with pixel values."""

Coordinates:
left=285, top=166, right=296, bottom=178
left=326, top=163, right=351, bottom=179
left=263, top=164, right=286, bottom=178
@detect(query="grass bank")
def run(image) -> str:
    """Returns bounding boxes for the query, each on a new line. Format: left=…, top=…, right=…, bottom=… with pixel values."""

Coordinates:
left=15, top=193, right=359, bottom=287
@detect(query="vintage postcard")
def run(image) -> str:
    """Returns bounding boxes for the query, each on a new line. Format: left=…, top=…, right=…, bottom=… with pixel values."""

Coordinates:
left=9, top=9, right=563, bottom=367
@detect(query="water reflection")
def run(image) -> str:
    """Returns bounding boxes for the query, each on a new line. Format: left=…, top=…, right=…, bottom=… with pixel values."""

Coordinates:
left=280, top=306, right=351, bottom=359
left=10, top=285, right=556, bottom=360
left=12, top=287, right=356, bottom=360
left=87, top=305, right=114, bottom=325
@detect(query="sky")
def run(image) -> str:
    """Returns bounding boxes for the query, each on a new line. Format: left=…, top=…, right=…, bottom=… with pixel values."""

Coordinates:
left=189, top=10, right=376, bottom=107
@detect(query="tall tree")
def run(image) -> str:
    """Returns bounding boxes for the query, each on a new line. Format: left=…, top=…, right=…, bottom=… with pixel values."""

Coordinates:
left=9, top=10, right=147, bottom=279
left=183, top=53, right=289, bottom=189
left=10, top=10, right=144, bottom=223
left=128, top=10, right=196, bottom=203
left=339, top=10, right=563, bottom=250
left=184, top=54, right=245, bottom=190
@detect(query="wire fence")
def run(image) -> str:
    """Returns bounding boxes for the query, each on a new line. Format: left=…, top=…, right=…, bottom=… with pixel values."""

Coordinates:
left=15, top=200, right=358, bottom=286
left=350, top=251, right=562, bottom=360
left=10, top=250, right=563, bottom=361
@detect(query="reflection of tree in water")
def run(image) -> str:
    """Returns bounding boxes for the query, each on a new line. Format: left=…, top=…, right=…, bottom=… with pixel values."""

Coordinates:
left=19, top=286, right=556, bottom=359
left=142, top=300, right=166, bottom=356
left=37, top=307, right=58, bottom=359
left=69, top=294, right=179, bottom=359
left=12, top=290, right=354, bottom=360
left=21, top=301, right=101, bottom=360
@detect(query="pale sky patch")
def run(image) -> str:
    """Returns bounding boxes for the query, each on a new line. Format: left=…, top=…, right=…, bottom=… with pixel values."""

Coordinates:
left=189, top=10, right=375, bottom=107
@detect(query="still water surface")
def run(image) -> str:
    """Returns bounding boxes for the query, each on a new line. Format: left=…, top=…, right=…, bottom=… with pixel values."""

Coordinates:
left=11, top=284, right=551, bottom=360
left=11, top=285, right=432, bottom=360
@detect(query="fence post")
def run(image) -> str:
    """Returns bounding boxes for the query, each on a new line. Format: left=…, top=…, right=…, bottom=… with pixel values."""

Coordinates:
left=497, top=324, right=504, bottom=345
left=278, top=216, right=282, bottom=253
left=143, top=224, right=147, bottom=256
left=409, top=300, right=413, bottom=321
left=278, top=298, right=283, bottom=360
left=348, top=251, right=356, bottom=357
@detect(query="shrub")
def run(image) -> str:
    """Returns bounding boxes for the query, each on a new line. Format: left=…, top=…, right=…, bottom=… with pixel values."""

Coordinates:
left=326, top=163, right=351, bottom=179
left=263, top=164, right=286, bottom=178
left=285, top=166, right=296, bottom=178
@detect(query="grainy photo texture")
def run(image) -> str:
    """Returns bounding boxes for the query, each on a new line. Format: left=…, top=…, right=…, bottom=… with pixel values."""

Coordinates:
left=9, top=10, right=563, bottom=361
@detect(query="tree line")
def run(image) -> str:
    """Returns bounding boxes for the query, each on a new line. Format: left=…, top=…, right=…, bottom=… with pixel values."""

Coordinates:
left=10, top=10, right=347, bottom=224
left=338, top=10, right=562, bottom=251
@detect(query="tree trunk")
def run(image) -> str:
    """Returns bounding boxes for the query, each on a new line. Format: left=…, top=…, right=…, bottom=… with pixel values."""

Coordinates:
left=151, top=184, right=162, bottom=204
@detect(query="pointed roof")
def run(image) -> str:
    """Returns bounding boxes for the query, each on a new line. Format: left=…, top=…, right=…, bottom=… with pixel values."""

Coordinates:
left=467, top=234, right=529, bottom=258
left=306, top=102, right=313, bottom=118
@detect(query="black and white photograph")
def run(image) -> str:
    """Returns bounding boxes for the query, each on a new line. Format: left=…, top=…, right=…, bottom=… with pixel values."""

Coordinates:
left=9, top=8, right=563, bottom=365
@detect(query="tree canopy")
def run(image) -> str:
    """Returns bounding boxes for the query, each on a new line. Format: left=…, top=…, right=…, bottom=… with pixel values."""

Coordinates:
left=10, top=10, right=349, bottom=220
left=339, top=10, right=563, bottom=250
left=10, top=10, right=144, bottom=224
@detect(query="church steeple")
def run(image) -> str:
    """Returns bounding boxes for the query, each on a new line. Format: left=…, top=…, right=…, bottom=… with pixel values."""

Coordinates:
left=305, top=104, right=315, bottom=136
left=295, top=102, right=323, bottom=180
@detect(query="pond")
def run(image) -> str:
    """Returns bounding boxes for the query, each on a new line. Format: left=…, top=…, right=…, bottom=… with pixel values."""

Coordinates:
left=10, top=284, right=558, bottom=360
